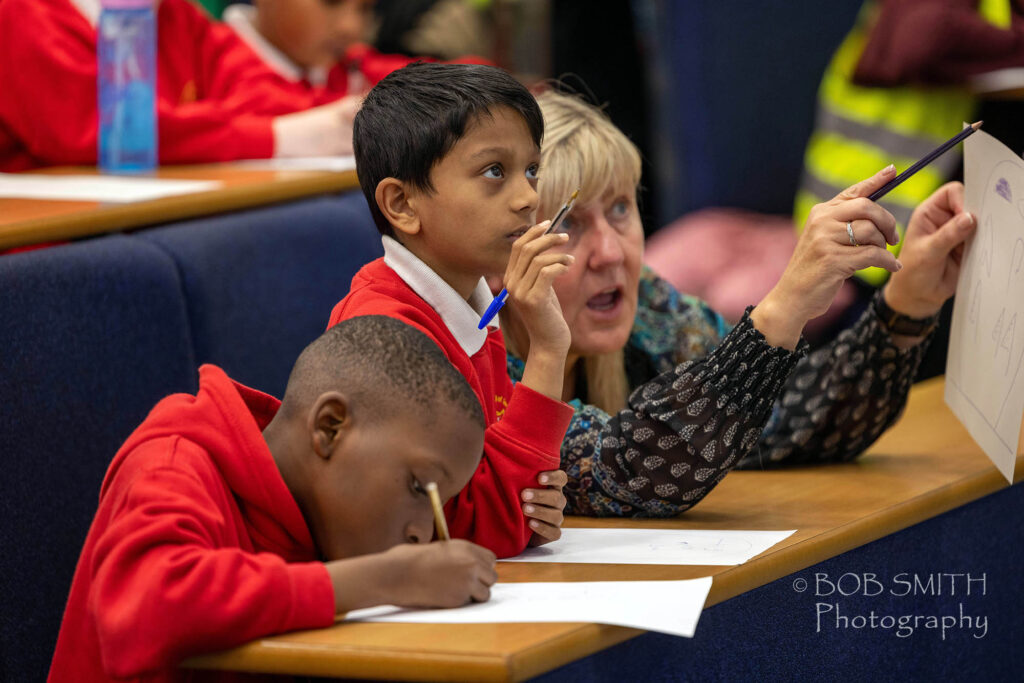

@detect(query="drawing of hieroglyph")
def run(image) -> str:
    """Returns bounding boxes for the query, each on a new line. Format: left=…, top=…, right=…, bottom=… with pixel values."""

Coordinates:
left=947, top=129, right=1024, bottom=481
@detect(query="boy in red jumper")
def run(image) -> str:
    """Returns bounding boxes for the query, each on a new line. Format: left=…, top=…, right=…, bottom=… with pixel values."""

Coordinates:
left=49, top=316, right=495, bottom=682
left=0, top=0, right=358, bottom=171
left=329, top=62, right=574, bottom=559
left=223, top=0, right=491, bottom=102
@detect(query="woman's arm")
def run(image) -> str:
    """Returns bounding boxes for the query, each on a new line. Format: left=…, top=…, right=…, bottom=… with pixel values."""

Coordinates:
left=739, top=291, right=932, bottom=469
left=556, top=311, right=805, bottom=517
left=743, top=181, right=975, bottom=467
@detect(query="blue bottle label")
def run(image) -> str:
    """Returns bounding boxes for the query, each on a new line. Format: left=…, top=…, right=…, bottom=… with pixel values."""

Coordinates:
left=98, top=8, right=157, bottom=173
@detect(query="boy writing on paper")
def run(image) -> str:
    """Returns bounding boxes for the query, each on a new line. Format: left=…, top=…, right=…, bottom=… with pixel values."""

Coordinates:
left=223, top=0, right=491, bottom=101
left=48, top=316, right=497, bottom=683
left=328, top=62, right=573, bottom=558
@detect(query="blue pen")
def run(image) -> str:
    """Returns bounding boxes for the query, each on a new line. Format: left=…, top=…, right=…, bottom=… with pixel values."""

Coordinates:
left=478, top=189, right=579, bottom=330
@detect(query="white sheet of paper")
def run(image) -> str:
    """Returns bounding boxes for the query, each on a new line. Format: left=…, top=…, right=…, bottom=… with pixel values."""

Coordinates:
left=0, top=173, right=221, bottom=203
left=227, top=156, right=357, bottom=172
left=945, top=128, right=1024, bottom=483
left=345, top=578, right=713, bottom=638
left=500, top=528, right=795, bottom=565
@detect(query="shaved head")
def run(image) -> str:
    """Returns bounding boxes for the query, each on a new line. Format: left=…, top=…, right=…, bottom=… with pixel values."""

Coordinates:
left=282, top=316, right=484, bottom=429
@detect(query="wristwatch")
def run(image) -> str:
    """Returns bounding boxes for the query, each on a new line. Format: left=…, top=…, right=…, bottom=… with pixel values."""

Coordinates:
left=873, top=294, right=940, bottom=337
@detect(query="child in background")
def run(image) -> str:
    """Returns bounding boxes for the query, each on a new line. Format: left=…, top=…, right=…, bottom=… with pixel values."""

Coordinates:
left=0, top=0, right=357, bottom=171
left=48, top=316, right=496, bottom=683
left=329, top=62, right=573, bottom=559
left=223, top=0, right=491, bottom=101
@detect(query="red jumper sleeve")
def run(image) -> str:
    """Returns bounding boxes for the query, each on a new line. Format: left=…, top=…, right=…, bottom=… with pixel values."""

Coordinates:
left=446, top=381, right=572, bottom=558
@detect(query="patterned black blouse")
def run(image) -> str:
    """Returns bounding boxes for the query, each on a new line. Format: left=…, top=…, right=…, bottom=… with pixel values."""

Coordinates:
left=506, top=268, right=932, bottom=517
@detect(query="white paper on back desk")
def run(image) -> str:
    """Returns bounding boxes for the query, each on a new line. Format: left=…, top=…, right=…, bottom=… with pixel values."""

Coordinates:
left=0, top=173, right=221, bottom=202
left=945, top=129, right=1024, bottom=483
left=344, top=577, right=713, bottom=638
left=499, top=527, right=795, bottom=565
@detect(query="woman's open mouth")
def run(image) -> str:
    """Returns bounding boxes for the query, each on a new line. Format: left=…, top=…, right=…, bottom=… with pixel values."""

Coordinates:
left=586, top=287, right=623, bottom=313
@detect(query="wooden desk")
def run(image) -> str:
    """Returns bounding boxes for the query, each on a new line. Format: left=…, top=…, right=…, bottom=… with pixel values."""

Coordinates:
left=0, top=165, right=359, bottom=251
left=186, top=377, right=1023, bottom=682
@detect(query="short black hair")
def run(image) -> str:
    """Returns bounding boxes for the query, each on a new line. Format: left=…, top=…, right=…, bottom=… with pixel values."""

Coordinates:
left=283, top=315, right=484, bottom=429
left=353, top=62, right=544, bottom=237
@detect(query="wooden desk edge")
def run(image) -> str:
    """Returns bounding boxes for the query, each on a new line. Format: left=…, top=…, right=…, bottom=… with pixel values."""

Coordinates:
left=185, top=466, right=1018, bottom=682
left=0, top=170, right=359, bottom=250
left=185, top=623, right=641, bottom=683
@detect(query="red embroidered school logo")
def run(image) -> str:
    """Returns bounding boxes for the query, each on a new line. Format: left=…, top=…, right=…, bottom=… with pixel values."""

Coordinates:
left=494, top=393, right=509, bottom=421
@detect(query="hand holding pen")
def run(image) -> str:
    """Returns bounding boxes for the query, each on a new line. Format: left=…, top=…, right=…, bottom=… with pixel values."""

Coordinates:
left=479, top=190, right=579, bottom=329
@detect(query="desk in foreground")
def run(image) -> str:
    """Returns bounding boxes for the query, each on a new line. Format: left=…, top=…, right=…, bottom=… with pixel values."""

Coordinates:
left=0, top=165, right=358, bottom=251
left=186, top=377, right=1023, bottom=681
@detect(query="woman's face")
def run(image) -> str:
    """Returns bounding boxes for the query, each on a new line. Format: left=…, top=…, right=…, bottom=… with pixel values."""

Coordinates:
left=549, top=183, right=644, bottom=359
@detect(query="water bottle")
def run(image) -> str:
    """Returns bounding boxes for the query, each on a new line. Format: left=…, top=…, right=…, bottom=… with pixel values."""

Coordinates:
left=97, top=0, right=157, bottom=173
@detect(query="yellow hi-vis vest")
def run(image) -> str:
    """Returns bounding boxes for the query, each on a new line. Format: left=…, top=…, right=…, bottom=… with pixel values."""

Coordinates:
left=794, top=0, right=1010, bottom=286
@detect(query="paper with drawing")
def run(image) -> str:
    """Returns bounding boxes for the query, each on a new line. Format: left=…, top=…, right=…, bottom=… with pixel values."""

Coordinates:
left=500, top=528, right=795, bottom=565
left=345, top=578, right=713, bottom=638
left=946, top=129, right=1024, bottom=482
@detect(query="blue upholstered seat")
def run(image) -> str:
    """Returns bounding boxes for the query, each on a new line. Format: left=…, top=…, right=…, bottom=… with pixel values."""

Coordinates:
left=139, top=192, right=383, bottom=398
left=0, top=235, right=198, bottom=682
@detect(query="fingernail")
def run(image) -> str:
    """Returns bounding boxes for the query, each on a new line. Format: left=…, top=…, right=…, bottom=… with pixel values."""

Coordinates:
left=523, top=490, right=534, bottom=501
left=539, top=220, right=552, bottom=228
left=524, top=504, right=535, bottom=514
left=958, top=213, right=975, bottom=228
left=530, top=520, right=539, bottom=528
left=883, top=164, right=896, bottom=174
left=896, top=260, right=903, bottom=270
left=539, top=474, right=549, bottom=484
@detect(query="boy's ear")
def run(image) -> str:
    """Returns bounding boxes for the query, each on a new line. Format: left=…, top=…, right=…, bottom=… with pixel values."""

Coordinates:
left=309, top=391, right=350, bottom=460
left=375, top=177, right=422, bottom=238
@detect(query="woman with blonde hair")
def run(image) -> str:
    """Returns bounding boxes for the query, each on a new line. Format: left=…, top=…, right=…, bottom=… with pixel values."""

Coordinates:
left=499, top=89, right=976, bottom=516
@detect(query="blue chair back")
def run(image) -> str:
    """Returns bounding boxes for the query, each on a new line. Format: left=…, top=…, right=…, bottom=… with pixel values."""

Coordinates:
left=0, top=235, right=197, bottom=682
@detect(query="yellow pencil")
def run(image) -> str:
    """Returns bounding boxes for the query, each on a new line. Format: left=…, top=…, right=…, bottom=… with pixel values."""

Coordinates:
left=425, top=482, right=450, bottom=541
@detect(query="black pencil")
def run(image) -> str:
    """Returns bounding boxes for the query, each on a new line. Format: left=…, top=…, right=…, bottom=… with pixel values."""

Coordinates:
left=869, top=121, right=983, bottom=202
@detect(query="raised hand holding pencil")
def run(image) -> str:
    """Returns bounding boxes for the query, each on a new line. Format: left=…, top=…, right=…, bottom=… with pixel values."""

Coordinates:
left=478, top=189, right=579, bottom=329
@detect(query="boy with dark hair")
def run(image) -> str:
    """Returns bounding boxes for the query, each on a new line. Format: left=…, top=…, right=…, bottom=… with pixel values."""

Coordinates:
left=49, top=316, right=495, bottom=683
left=329, top=62, right=574, bottom=558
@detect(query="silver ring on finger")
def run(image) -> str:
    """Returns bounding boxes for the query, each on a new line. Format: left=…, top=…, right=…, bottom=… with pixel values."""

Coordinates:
left=846, top=221, right=859, bottom=247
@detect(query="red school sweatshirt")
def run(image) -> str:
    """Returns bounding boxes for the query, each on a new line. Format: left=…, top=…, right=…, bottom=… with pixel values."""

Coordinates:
left=320, top=44, right=494, bottom=100
left=0, top=0, right=320, bottom=172
left=48, top=365, right=335, bottom=683
left=328, top=258, right=573, bottom=559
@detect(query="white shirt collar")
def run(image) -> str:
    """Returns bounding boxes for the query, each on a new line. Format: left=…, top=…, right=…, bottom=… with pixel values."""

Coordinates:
left=223, top=4, right=327, bottom=86
left=382, top=235, right=497, bottom=357
left=69, top=0, right=100, bottom=26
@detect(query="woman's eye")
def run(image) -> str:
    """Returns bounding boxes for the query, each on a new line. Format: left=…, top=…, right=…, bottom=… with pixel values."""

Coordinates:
left=525, top=164, right=539, bottom=180
left=484, top=165, right=504, bottom=179
left=610, top=200, right=630, bottom=218
left=552, top=215, right=575, bottom=234
left=411, top=478, right=426, bottom=495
